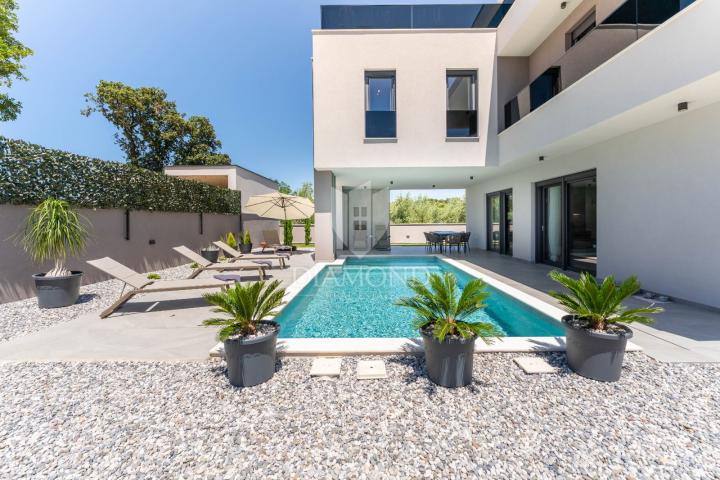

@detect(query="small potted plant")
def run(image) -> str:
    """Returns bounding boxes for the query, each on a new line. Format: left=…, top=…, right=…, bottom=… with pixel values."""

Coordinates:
left=18, top=198, right=89, bottom=308
left=200, top=242, right=220, bottom=263
left=225, top=232, right=238, bottom=250
left=203, top=280, right=285, bottom=387
left=548, top=271, right=663, bottom=382
left=240, top=230, right=253, bottom=254
left=396, top=272, right=502, bottom=388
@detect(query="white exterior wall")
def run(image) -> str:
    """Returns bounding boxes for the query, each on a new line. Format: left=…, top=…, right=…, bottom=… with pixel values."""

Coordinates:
left=467, top=101, right=720, bottom=308
left=312, top=29, right=498, bottom=170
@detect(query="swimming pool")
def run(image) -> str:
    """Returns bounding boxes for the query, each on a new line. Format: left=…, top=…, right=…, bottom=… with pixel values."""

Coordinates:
left=274, top=256, right=564, bottom=338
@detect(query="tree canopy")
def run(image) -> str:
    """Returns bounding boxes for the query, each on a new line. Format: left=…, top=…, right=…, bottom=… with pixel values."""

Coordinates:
left=0, top=0, right=33, bottom=122
left=82, top=81, right=230, bottom=171
left=390, top=194, right=465, bottom=224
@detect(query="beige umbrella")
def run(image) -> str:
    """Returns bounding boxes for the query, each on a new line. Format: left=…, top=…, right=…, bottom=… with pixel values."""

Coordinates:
left=244, top=192, right=314, bottom=221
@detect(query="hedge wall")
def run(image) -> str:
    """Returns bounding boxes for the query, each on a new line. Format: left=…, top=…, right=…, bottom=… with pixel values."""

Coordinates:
left=0, top=137, right=242, bottom=214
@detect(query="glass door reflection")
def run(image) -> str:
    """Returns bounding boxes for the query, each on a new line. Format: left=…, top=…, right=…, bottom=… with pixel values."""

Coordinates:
left=487, top=189, right=512, bottom=255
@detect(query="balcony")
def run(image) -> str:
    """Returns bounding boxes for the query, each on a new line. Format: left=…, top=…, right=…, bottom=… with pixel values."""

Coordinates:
left=365, top=111, right=396, bottom=138
left=502, top=0, right=696, bottom=131
left=320, top=3, right=512, bottom=30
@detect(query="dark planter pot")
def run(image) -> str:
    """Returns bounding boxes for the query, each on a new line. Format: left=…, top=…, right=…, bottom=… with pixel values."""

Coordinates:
left=200, top=249, right=219, bottom=263
left=239, top=243, right=253, bottom=254
left=224, top=321, right=279, bottom=387
left=32, top=271, right=83, bottom=308
left=563, top=315, right=633, bottom=382
left=420, top=328, right=476, bottom=388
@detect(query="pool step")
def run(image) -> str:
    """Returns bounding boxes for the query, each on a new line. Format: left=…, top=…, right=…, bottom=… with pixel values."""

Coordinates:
left=309, top=357, right=342, bottom=378
left=513, top=356, right=559, bottom=374
left=356, top=360, right=387, bottom=379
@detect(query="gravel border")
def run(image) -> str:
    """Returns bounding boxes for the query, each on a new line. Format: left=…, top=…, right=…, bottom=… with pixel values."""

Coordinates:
left=1, top=353, right=718, bottom=479
left=0, top=264, right=193, bottom=343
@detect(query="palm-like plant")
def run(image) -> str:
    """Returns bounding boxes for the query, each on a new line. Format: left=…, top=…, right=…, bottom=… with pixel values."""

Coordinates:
left=396, top=272, right=502, bottom=343
left=18, top=198, right=89, bottom=277
left=548, top=271, right=663, bottom=331
left=202, top=280, right=285, bottom=341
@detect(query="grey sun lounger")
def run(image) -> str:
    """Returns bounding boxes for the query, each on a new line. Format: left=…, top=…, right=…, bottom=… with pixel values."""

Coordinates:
left=86, top=257, right=233, bottom=318
left=172, top=245, right=266, bottom=280
left=212, top=240, right=288, bottom=268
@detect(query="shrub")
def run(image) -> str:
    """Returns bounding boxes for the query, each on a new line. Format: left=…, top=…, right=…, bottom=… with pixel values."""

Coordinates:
left=225, top=232, right=237, bottom=249
left=304, top=218, right=311, bottom=245
left=0, top=137, right=242, bottom=214
left=146, top=273, right=161, bottom=280
left=282, top=220, right=293, bottom=246
left=243, top=230, right=252, bottom=245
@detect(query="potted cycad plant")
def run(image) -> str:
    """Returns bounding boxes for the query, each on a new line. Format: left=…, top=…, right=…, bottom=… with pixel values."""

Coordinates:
left=396, top=272, right=502, bottom=388
left=203, top=280, right=285, bottom=387
left=200, top=242, right=220, bottom=263
left=548, top=271, right=663, bottom=382
left=18, top=198, right=89, bottom=308
left=240, top=230, right=253, bottom=254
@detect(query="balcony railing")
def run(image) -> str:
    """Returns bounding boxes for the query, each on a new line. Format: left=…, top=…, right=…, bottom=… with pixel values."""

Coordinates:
left=447, top=110, right=478, bottom=137
left=502, top=0, right=696, bottom=131
left=365, top=111, right=397, bottom=138
left=321, top=3, right=513, bottom=30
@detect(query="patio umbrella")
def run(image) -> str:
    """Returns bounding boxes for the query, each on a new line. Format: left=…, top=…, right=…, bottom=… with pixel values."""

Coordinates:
left=244, top=192, right=314, bottom=221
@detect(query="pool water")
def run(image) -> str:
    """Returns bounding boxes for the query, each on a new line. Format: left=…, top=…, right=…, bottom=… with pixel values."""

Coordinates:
left=274, top=256, right=564, bottom=338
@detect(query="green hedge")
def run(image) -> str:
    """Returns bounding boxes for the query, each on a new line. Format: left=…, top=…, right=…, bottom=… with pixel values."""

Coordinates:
left=0, top=137, right=242, bottom=214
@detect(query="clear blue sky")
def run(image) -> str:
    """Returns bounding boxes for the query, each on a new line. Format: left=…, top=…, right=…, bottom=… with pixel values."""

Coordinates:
left=5, top=0, right=471, bottom=193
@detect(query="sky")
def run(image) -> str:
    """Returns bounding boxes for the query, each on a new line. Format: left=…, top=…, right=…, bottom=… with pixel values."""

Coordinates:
left=4, top=0, right=469, bottom=195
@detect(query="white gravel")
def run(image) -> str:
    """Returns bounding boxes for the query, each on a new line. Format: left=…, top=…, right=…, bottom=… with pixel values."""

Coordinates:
left=1, top=353, right=718, bottom=479
left=0, top=264, right=193, bottom=342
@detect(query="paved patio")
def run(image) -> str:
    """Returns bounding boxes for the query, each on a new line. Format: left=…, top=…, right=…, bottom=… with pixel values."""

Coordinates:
left=372, top=246, right=720, bottom=363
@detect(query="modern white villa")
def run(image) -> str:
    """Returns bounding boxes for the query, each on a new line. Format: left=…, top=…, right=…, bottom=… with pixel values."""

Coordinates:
left=312, top=0, right=719, bottom=310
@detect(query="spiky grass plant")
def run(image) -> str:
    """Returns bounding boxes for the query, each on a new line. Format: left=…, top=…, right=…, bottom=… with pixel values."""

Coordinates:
left=396, top=272, right=502, bottom=343
left=548, top=271, right=663, bottom=331
left=202, top=280, right=285, bottom=340
left=19, top=198, right=89, bottom=277
left=243, top=230, right=252, bottom=245
left=225, top=232, right=237, bottom=249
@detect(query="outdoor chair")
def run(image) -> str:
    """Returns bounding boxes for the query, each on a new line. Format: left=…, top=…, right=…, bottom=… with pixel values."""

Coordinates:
left=86, top=257, right=233, bottom=318
left=461, top=232, right=471, bottom=253
left=423, top=232, right=432, bottom=250
left=445, top=234, right=464, bottom=253
left=261, top=230, right=293, bottom=255
left=213, top=240, right=288, bottom=268
left=428, top=233, right=443, bottom=252
left=173, top=246, right=267, bottom=279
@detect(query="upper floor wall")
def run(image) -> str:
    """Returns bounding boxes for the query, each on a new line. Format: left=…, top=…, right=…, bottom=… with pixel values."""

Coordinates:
left=312, top=29, right=498, bottom=171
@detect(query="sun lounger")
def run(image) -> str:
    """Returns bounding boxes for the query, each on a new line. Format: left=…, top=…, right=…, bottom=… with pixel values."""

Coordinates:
left=172, top=246, right=267, bottom=279
left=262, top=230, right=293, bottom=254
left=212, top=240, right=288, bottom=268
left=86, top=257, right=233, bottom=318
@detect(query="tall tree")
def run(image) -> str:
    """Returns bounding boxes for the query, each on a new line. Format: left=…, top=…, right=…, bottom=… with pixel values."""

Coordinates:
left=82, top=81, right=230, bottom=171
left=0, top=0, right=33, bottom=122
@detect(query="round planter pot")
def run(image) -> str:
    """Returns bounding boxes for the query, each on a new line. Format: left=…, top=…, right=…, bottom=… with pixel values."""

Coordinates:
left=223, top=321, right=279, bottom=387
left=200, top=249, right=219, bottom=263
left=239, top=243, right=253, bottom=254
left=32, top=271, right=83, bottom=308
left=420, top=328, right=476, bottom=388
left=563, top=315, right=633, bottom=382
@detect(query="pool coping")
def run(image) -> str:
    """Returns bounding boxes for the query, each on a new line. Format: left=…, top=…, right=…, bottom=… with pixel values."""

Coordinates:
left=209, top=255, right=641, bottom=357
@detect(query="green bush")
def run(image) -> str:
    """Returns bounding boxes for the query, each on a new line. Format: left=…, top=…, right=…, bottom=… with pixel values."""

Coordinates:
left=243, top=230, right=252, bottom=245
left=0, top=137, right=242, bottom=214
left=225, top=232, right=237, bottom=249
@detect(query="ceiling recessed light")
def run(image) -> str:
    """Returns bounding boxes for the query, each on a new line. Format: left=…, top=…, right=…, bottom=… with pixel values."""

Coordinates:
left=470, top=176, right=474, bottom=180
left=560, top=1, right=567, bottom=9
left=678, top=101, right=688, bottom=112
left=539, top=156, right=545, bottom=162
left=432, top=185, right=436, bottom=188
left=390, top=180, right=394, bottom=185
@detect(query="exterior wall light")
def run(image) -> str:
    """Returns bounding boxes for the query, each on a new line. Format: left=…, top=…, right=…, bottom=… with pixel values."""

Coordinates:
left=539, top=156, right=545, bottom=162
left=561, top=1, right=567, bottom=9
left=470, top=176, right=474, bottom=180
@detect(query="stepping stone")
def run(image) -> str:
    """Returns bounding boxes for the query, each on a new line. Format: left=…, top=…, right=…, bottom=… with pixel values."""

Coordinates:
left=514, top=356, right=559, bottom=374
left=356, top=360, right=387, bottom=380
left=310, top=357, right=342, bottom=378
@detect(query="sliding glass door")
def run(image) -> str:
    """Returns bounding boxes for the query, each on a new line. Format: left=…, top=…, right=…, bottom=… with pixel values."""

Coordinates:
left=536, top=170, right=596, bottom=274
left=487, top=189, right=513, bottom=255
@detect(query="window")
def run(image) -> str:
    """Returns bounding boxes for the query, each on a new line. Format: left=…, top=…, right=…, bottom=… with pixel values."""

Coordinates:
left=365, top=71, right=396, bottom=138
left=567, top=11, right=596, bottom=49
left=446, top=71, right=477, bottom=137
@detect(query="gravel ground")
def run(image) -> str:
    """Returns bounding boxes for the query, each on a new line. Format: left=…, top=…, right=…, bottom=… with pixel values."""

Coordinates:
left=0, top=264, right=192, bottom=342
left=1, top=353, right=718, bottom=479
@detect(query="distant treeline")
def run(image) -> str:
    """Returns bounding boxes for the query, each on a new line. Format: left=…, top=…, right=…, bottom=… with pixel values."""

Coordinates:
left=390, top=195, right=466, bottom=224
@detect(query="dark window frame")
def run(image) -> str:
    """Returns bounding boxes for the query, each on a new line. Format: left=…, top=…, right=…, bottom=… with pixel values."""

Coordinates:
left=486, top=188, right=512, bottom=256
left=446, top=69, right=478, bottom=138
left=535, top=169, right=597, bottom=274
left=364, top=70, right=397, bottom=138
left=566, top=9, right=596, bottom=50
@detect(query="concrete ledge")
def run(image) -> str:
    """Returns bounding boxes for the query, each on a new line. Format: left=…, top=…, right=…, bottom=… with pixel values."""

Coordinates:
left=445, top=136, right=479, bottom=142
left=363, top=137, right=398, bottom=144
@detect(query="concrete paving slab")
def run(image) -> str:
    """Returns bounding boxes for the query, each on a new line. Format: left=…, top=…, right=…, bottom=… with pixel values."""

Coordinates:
left=357, top=360, right=387, bottom=379
left=513, top=356, right=559, bottom=374
left=310, top=357, right=342, bottom=377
